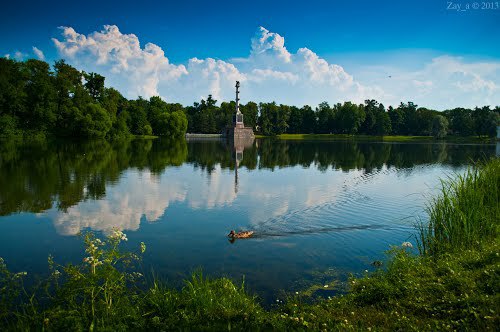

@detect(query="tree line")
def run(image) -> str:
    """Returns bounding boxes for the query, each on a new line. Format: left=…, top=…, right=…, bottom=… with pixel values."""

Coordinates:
left=0, top=58, right=187, bottom=139
left=181, top=93, right=499, bottom=138
left=1, top=58, right=498, bottom=139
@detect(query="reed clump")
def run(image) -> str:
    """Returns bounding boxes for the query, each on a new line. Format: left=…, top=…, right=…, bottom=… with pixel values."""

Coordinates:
left=419, top=158, right=500, bottom=255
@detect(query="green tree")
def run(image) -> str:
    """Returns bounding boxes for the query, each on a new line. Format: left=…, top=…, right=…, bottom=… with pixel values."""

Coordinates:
left=240, top=101, right=258, bottom=130
left=258, top=102, right=277, bottom=135
left=360, top=100, right=378, bottom=134
left=472, top=106, right=499, bottom=137
left=301, top=105, right=317, bottom=133
left=287, top=106, right=303, bottom=134
left=396, top=102, right=418, bottom=135
left=415, top=107, right=437, bottom=135
left=101, top=88, right=125, bottom=119
left=194, top=95, right=218, bottom=133
left=54, top=60, right=86, bottom=136
left=374, top=110, right=392, bottom=135
left=127, top=98, right=151, bottom=135
left=276, top=104, right=291, bottom=134
left=147, top=96, right=168, bottom=135
left=108, top=110, right=131, bottom=139
left=219, top=101, right=235, bottom=129
left=316, top=101, right=334, bottom=133
left=80, top=103, right=112, bottom=138
left=335, top=102, right=365, bottom=134
left=444, top=108, right=475, bottom=136
left=431, top=115, right=448, bottom=139
left=83, top=72, right=105, bottom=102
left=22, top=59, right=57, bottom=132
left=388, top=106, right=404, bottom=135
left=169, top=111, right=188, bottom=137
left=0, top=114, right=18, bottom=137
left=0, top=58, right=26, bottom=119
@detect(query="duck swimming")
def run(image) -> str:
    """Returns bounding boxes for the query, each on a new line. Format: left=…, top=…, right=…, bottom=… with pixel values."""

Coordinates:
left=228, top=230, right=254, bottom=239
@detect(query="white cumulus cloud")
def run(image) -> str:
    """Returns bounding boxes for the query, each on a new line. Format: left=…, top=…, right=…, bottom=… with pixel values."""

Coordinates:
left=366, top=55, right=500, bottom=109
left=51, top=25, right=500, bottom=109
left=53, top=25, right=187, bottom=98
left=32, top=46, right=45, bottom=60
left=51, top=25, right=378, bottom=105
left=14, top=51, right=25, bottom=60
left=250, top=26, right=292, bottom=64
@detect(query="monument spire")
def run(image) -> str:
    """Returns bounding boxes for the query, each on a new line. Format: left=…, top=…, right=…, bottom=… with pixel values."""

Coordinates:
left=224, top=80, right=254, bottom=139
left=235, top=81, right=241, bottom=115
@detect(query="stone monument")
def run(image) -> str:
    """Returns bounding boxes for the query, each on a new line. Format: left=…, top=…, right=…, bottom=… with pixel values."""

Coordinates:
left=224, top=81, right=255, bottom=140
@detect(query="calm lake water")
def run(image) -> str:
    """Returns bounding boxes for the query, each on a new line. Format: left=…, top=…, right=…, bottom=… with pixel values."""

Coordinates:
left=0, top=138, right=497, bottom=303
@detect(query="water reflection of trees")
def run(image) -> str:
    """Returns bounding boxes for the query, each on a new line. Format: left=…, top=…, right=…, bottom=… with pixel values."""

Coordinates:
left=258, top=140, right=494, bottom=171
left=0, top=138, right=187, bottom=216
left=0, top=138, right=495, bottom=216
left=186, top=139, right=493, bottom=173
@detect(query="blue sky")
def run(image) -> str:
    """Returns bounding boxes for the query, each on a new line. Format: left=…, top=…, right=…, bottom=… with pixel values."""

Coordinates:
left=1, top=0, right=500, bottom=109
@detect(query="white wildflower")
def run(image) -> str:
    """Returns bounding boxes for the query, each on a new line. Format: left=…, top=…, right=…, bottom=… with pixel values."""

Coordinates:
left=110, top=230, right=126, bottom=240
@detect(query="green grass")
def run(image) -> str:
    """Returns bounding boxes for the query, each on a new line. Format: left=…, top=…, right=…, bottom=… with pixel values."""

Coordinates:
left=276, top=134, right=434, bottom=142
left=133, top=134, right=159, bottom=139
left=254, top=133, right=496, bottom=143
left=419, top=158, right=500, bottom=256
left=266, top=242, right=499, bottom=331
left=1, top=158, right=499, bottom=331
left=381, top=135, right=434, bottom=142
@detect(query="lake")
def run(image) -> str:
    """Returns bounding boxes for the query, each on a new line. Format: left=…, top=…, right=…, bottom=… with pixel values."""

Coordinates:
left=0, top=138, right=497, bottom=303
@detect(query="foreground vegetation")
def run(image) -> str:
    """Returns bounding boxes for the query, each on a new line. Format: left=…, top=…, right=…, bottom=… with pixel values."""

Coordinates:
left=2, top=58, right=499, bottom=140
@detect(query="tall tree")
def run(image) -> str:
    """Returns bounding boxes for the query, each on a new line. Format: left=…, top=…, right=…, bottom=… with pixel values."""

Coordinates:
left=360, top=99, right=378, bottom=134
left=301, top=105, right=317, bottom=133
left=335, top=102, right=365, bottom=134
left=83, top=72, right=105, bottom=102
left=240, top=101, right=258, bottom=130
left=316, top=101, right=334, bottom=133
left=431, top=115, right=448, bottom=139
left=22, top=59, right=57, bottom=132
left=287, top=106, right=303, bottom=134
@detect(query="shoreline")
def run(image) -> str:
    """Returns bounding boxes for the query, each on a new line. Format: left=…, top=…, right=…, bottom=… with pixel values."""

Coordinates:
left=271, top=133, right=497, bottom=143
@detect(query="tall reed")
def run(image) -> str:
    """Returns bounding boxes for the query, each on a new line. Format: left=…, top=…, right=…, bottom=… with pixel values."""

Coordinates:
left=419, top=157, right=500, bottom=255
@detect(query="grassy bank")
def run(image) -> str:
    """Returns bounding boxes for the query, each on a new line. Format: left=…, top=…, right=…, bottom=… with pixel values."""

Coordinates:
left=1, top=159, right=499, bottom=331
left=133, top=134, right=159, bottom=139
left=277, top=134, right=434, bottom=142
left=255, top=133, right=496, bottom=143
